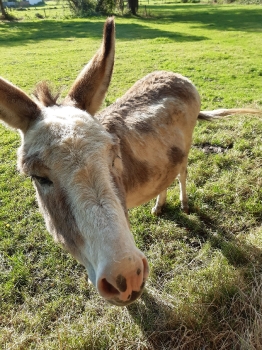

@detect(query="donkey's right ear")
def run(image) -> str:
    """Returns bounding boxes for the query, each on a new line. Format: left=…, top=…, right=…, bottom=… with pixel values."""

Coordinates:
left=0, top=77, right=40, bottom=133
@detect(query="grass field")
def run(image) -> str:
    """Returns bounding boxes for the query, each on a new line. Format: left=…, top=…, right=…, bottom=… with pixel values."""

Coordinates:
left=1, top=3, right=262, bottom=349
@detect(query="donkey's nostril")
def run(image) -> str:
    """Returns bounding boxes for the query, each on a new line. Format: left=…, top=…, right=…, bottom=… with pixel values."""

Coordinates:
left=100, top=278, right=119, bottom=297
left=116, top=274, right=127, bottom=292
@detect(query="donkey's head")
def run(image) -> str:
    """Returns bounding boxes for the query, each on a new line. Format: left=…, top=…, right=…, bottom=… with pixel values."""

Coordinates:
left=0, top=18, right=149, bottom=306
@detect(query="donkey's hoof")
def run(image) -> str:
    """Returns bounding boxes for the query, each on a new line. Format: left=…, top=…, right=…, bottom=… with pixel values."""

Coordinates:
left=182, top=205, right=189, bottom=214
left=151, top=206, right=162, bottom=216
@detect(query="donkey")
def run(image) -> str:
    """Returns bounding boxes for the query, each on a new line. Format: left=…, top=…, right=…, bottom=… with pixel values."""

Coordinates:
left=0, top=18, right=260, bottom=306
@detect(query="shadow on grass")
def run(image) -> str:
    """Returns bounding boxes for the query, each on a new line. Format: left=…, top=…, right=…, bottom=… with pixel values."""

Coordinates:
left=1, top=5, right=261, bottom=47
left=159, top=200, right=262, bottom=269
left=0, top=19, right=207, bottom=47
left=149, top=4, right=262, bottom=33
left=127, top=272, right=261, bottom=349
left=127, top=204, right=262, bottom=349
left=127, top=291, right=189, bottom=349
left=127, top=284, right=242, bottom=349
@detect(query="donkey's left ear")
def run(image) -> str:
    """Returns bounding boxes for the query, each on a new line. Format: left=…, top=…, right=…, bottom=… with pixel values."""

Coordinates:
left=65, top=17, right=115, bottom=116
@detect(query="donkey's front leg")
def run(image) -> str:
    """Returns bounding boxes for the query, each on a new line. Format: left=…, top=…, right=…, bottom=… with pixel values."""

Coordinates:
left=151, top=189, right=167, bottom=216
left=177, top=165, right=189, bottom=214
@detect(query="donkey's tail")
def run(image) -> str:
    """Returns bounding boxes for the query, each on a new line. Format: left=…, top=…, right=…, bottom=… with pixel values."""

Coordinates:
left=198, top=108, right=262, bottom=121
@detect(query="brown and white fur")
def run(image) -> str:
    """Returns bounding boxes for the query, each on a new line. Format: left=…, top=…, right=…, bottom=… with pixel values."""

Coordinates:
left=0, top=18, right=260, bottom=306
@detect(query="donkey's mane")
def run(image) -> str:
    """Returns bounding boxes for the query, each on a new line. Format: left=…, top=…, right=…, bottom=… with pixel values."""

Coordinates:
left=33, top=81, right=60, bottom=107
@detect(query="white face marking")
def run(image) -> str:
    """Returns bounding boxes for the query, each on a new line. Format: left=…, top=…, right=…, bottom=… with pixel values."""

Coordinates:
left=18, top=105, right=149, bottom=305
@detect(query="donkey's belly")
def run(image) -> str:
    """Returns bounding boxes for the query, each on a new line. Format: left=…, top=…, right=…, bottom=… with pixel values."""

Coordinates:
left=125, top=165, right=180, bottom=209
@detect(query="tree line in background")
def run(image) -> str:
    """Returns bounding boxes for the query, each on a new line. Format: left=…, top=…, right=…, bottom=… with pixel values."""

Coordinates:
left=0, top=0, right=259, bottom=19
left=66, top=0, right=138, bottom=15
left=0, top=0, right=139, bottom=18
left=0, top=0, right=10, bottom=19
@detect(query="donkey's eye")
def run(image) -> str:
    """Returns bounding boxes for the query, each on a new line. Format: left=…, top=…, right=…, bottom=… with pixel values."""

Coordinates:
left=31, top=175, right=53, bottom=186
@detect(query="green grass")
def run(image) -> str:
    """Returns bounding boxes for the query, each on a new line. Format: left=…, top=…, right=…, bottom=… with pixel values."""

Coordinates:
left=1, top=3, right=262, bottom=349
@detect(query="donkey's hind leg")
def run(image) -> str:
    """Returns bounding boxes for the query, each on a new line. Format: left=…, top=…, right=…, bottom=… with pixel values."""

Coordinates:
left=151, top=189, right=167, bottom=216
left=177, top=164, right=189, bottom=213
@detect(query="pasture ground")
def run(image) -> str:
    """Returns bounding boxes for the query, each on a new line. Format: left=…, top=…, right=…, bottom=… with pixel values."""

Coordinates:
left=0, top=3, right=262, bottom=349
